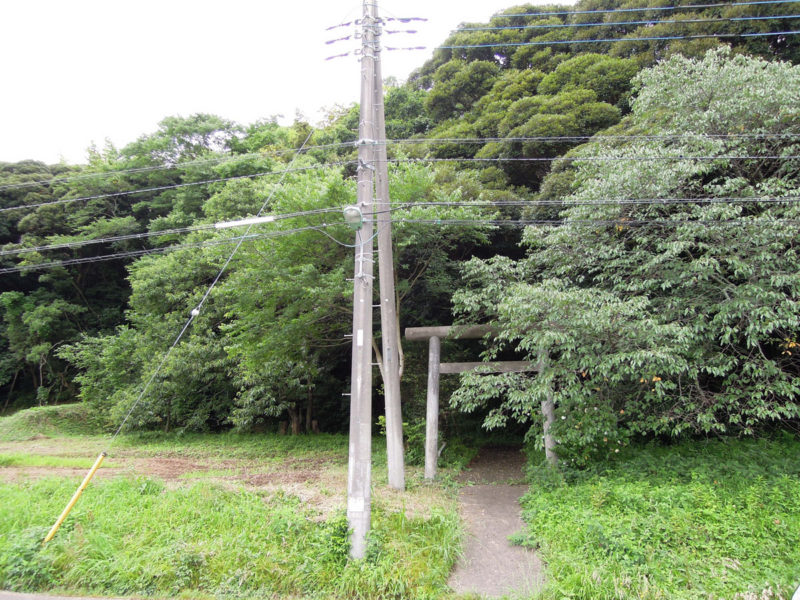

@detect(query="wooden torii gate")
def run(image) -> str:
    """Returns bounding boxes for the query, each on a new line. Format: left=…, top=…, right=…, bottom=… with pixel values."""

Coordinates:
left=405, top=325, right=539, bottom=480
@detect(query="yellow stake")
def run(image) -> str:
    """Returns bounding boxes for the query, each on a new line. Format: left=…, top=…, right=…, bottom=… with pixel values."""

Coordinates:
left=43, top=451, right=106, bottom=544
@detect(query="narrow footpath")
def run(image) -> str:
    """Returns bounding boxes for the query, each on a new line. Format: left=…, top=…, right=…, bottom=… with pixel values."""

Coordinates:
left=448, top=447, right=544, bottom=599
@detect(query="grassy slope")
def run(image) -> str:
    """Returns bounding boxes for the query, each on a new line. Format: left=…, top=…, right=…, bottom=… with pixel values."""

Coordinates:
left=0, top=403, right=101, bottom=441
left=3, top=405, right=799, bottom=599
left=0, top=405, right=462, bottom=599
left=522, top=436, right=800, bottom=600
left=0, top=478, right=459, bottom=599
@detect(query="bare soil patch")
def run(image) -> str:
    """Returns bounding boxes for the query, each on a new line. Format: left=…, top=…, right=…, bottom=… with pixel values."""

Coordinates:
left=0, top=467, right=126, bottom=483
left=0, top=439, right=454, bottom=520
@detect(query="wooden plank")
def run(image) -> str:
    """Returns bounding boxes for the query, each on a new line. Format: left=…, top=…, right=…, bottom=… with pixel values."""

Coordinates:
left=404, top=324, right=494, bottom=341
left=439, top=361, right=538, bottom=375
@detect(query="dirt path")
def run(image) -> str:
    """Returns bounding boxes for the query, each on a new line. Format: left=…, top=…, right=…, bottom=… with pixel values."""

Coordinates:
left=448, top=447, right=544, bottom=599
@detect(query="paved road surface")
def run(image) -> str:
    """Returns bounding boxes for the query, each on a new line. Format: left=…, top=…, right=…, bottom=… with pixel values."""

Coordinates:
left=448, top=447, right=544, bottom=598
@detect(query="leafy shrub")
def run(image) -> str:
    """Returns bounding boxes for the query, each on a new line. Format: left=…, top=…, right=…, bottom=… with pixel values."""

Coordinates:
left=0, top=527, right=55, bottom=591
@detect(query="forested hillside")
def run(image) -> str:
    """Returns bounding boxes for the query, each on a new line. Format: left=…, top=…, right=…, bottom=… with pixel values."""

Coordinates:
left=1, top=0, right=799, bottom=460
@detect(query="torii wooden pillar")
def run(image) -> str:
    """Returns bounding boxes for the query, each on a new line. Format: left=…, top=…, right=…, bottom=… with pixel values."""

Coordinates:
left=405, top=325, right=539, bottom=480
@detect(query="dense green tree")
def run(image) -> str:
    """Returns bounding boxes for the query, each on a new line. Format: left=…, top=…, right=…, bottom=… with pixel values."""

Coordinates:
left=3, top=0, right=800, bottom=438
left=425, top=60, right=502, bottom=122
left=453, top=48, right=800, bottom=462
left=537, top=53, right=638, bottom=106
left=408, top=0, right=800, bottom=193
left=0, top=115, right=250, bottom=411
left=384, top=86, right=432, bottom=140
left=121, top=114, right=242, bottom=166
left=60, top=155, right=506, bottom=433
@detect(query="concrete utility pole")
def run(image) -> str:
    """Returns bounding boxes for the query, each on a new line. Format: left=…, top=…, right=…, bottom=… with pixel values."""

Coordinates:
left=346, top=0, right=378, bottom=560
left=372, top=0, right=405, bottom=491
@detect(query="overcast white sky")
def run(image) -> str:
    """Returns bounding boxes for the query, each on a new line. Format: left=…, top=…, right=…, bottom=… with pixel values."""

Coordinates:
left=0, top=0, right=565, bottom=165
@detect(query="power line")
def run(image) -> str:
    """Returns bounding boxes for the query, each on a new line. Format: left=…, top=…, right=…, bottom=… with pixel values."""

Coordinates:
left=439, top=29, right=800, bottom=50
left=491, top=0, right=800, bottom=20
left=456, top=13, right=800, bottom=33
left=0, top=141, right=360, bottom=192
left=0, top=224, right=339, bottom=276
left=4, top=213, right=797, bottom=276
left=389, top=196, right=800, bottom=209
left=391, top=133, right=800, bottom=144
left=4, top=134, right=798, bottom=203
left=0, top=161, right=356, bottom=215
left=3, top=142, right=799, bottom=218
left=0, top=224, right=211, bottom=257
left=0, top=152, right=774, bottom=218
left=386, top=155, right=800, bottom=164
left=109, top=131, right=316, bottom=440
left=3, top=196, right=797, bottom=260
left=0, top=154, right=265, bottom=192
left=0, top=207, right=341, bottom=259
left=391, top=217, right=800, bottom=227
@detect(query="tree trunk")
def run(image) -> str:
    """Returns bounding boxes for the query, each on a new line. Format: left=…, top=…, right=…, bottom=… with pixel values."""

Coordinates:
left=28, top=366, right=36, bottom=393
left=289, top=407, right=301, bottom=435
left=3, top=370, right=19, bottom=414
left=538, top=351, right=558, bottom=467
left=305, top=385, right=313, bottom=433
left=38, top=356, right=46, bottom=406
left=279, top=421, right=288, bottom=435
left=541, top=397, right=557, bottom=467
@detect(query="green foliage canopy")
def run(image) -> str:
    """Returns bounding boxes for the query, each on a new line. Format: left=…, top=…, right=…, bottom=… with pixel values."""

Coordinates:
left=453, top=48, right=800, bottom=464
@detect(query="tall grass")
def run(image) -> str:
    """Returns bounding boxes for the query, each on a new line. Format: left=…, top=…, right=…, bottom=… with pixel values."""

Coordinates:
left=521, top=436, right=800, bottom=599
left=0, top=477, right=460, bottom=599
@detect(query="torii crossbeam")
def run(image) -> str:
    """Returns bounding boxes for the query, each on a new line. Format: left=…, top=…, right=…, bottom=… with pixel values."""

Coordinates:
left=404, top=325, right=539, bottom=479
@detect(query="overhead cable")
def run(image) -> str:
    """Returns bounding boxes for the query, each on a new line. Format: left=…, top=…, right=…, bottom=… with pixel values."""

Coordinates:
left=4, top=196, right=798, bottom=260
left=0, top=161, right=357, bottom=214
left=108, top=131, right=316, bottom=440
left=5, top=214, right=799, bottom=276
left=0, top=224, right=343, bottom=276
left=439, top=29, right=800, bottom=50
left=390, top=217, right=800, bottom=227
left=456, top=13, right=800, bottom=33
left=2, top=151, right=798, bottom=216
left=0, top=141, right=360, bottom=192
left=391, top=133, right=800, bottom=144
left=5, top=134, right=799, bottom=195
left=0, top=207, right=341, bottom=258
left=386, top=155, right=800, bottom=164
left=391, top=196, right=800, bottom=209
left=492, top=0, right=800, bottom=20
